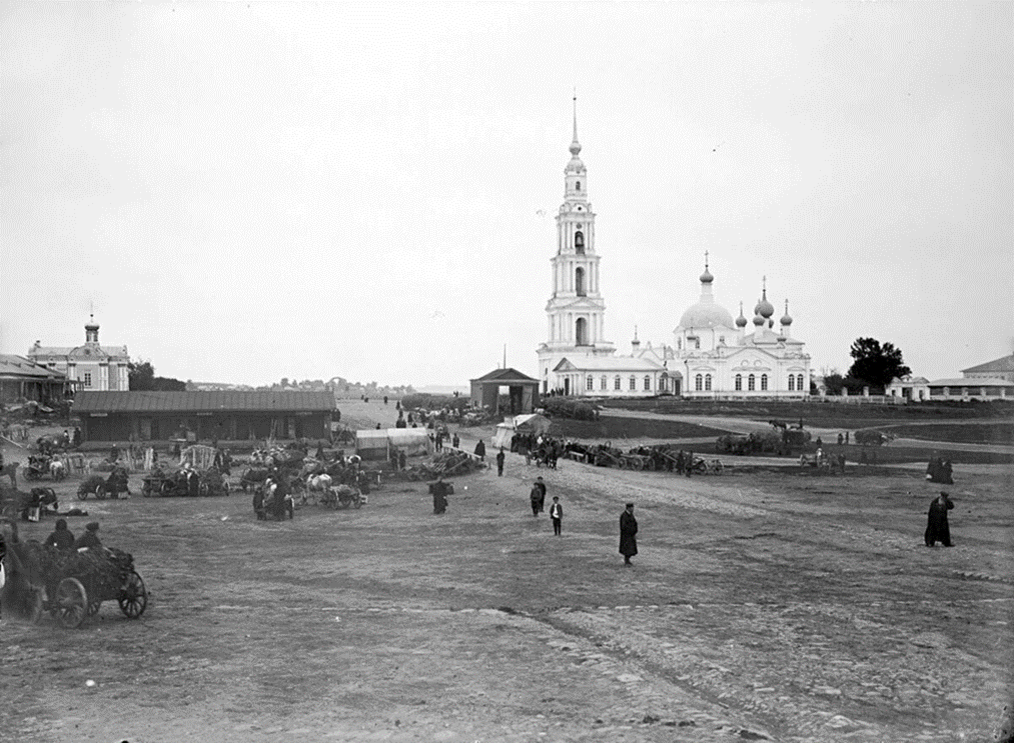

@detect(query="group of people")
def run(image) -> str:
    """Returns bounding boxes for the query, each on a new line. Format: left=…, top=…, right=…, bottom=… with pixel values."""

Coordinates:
left=44, top=519, right=102, bottom=551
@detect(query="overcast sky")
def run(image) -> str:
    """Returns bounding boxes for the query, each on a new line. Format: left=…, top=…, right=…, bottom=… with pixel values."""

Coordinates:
left=1, top=2, right=1011, bottom=387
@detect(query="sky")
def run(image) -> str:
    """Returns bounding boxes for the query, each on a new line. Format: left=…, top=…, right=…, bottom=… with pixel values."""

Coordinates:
left=1, top=2, right=1011, bottom=388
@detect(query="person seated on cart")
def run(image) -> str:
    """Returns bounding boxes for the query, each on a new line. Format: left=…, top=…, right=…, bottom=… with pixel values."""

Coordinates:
left=45, top=518, right=75, bottom=551
left=73, top=522, right=103, bottom=551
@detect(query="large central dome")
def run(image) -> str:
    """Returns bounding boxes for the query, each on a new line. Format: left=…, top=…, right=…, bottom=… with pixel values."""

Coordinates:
left=678, top=256, right=735, bottom=330
left=679, top=301, right=735, bottom=330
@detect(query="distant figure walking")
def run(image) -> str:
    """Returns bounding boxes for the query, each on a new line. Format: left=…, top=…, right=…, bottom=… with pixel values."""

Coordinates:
left=619, top=503, right=638, bottom=566
left=474, top=439, right=486, bottom=462
left=549, top=496, right=563, bottom=535
left=430, top=477, right=449, bottom=514
left=496, top=448, right=505, bottom=477
left=925, top=492, right=954, bottom=547
left=452, top=433, right=460, bottom=449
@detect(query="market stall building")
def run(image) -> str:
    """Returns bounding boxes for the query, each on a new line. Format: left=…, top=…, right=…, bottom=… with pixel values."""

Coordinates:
left=0, top=355, right=76, bottom=406
left=469, top=368, right=540, bottom=416
left=73, top=390, right=338, bottom=444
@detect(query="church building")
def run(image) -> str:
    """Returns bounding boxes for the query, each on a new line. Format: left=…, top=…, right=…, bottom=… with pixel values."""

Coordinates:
left=28, top=315, right=131, bottom=392
left=535, top=105, right=811, bottom=399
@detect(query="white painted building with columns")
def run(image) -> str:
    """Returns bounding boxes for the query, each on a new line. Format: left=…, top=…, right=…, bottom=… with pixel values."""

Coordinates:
left=28, top=316, right=131, bottom=392
left=536, top=105, right=811, bottom=399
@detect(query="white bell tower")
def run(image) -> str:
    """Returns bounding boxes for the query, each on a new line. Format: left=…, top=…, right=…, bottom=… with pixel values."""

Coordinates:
left=536, top=96, right=615, bottom=394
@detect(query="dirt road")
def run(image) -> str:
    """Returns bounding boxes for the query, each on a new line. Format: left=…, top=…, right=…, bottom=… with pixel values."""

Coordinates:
left=2, top=427, right=1011, bottom=742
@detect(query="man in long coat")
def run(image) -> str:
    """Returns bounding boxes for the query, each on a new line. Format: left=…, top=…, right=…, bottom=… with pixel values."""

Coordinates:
left=925, top=492, right=954, bottom=547
left=619, top=503, right=638, bottom=565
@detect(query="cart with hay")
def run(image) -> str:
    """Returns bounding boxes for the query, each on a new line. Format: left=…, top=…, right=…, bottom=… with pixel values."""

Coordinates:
left=1, top=542, right=148, bottom=629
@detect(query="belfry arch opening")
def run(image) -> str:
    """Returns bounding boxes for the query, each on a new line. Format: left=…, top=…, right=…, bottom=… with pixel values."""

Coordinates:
left=575, top=267, right=586, bottom=296
left=575, top=231, right=584, bottom=254
left=575, top=317, right=588, bottom=346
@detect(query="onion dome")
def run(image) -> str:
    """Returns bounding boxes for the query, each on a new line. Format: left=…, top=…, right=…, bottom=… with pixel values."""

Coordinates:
left=699, top=252, right=713, bottom=284
left=735, top=301, right=747, bottom=328
left=678, top=255, right=734, bottom=330
left=752, top=313, right=765, bottom=327
left=754, top=277, right=775, bottom=319
left=780, top=300, right=793, bottom=326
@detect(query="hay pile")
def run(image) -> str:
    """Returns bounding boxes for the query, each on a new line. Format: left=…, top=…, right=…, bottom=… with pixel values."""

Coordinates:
left=399, top=450, right=484, bottom=480
left=14, top=541, right=133, bottom=598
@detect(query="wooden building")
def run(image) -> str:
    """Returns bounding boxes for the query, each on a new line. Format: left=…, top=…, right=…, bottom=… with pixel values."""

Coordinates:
left=469, top=368, right=540, bottom=416
left=73, top=390, right=338, bottom=443
left=0, top=355, right=75, bottom=406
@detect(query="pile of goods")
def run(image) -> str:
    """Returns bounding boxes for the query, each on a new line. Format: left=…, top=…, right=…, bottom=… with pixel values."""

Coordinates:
left=397, top=450, right=484, bottom=481
left=15, top=542, right=134, bottom=596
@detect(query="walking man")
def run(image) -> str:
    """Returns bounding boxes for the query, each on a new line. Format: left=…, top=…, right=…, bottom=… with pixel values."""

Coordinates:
left=533, top=476, right=546, bottom=512
left=452, top=433, right=460, bottom=449
left=549, top=496, right=563, bottom=536
left=619, top=503, right=638, bottom=566
left=529, top=482, right=543, bottom=517
left=474, top=439, right=486, bottom=462
left=496, top=448, right=505, bottom=477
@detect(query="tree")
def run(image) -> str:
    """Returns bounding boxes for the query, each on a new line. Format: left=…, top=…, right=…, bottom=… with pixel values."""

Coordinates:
left=128, top=360, right=155, bottom=390
left=846, top=337, right=911, bottom=392
left=128, top=359, right=186, bottom=391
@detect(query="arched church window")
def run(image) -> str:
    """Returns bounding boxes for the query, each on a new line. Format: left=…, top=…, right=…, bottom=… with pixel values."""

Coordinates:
left=575, top=267, right=586, bottom=296
left=575, top=231, right=585, bottom=255
left=788, top=375, right=795, bottom=391
left=705, top=374, right=712, bottom=391
left=748, top=374, right=756, bottom=391
left=629, top=376, right=636, bottom=391
left=644, top=375, right=651, bottom=391
left=575, top=317, right=588, bottom=345
left=586, top=376, right=594, bottom=391
left=614, top=376, right=621, bottom=391
left=600, top=376, right=607, bottom=391
left=735, top=374, right=742, bottom=391
left=575, top=181, right=581, bottom=191
left=695, top=374, right=703, bottom=391
left=797, top=374, right=804, bottom=391
left=761, top=374, right=768, bottom=391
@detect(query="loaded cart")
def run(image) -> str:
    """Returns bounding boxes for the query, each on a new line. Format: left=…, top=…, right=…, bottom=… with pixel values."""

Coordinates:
left=1, top=542, right=148, bottom=628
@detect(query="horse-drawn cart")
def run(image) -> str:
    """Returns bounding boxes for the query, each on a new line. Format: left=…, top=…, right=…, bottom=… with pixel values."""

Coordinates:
left=1, top=542, right=148, bottom=628
left=77, top=467, right=130, bottom=500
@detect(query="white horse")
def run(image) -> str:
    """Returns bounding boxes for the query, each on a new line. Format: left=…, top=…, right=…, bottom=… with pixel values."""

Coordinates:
left=49, top=460, right=66, bottom=481
left=306, top=474, right=333, bottom=493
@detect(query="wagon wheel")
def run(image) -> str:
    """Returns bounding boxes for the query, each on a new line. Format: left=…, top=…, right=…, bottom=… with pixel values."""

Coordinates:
left=199, top=482, right=210, bottom=497
left=54, top=578, right=88, bottom=629
left=76, top=487, right=89, bottom=501
left=94, top=483, right=108, bottom=500
left=118, top=571, right=147, bottom=619
left=353, top=494, right=362, bottom=509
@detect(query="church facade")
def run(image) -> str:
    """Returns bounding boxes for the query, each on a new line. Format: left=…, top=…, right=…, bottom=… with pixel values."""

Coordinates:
left=28, top=316, right=131, bottom=392
left=536, top=107, right=811, bottom=399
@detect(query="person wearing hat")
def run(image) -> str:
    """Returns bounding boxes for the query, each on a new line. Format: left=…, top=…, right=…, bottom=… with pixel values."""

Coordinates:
left=619, top=503, right=638, bottom=566
left=925, top=492, right=954, bottom=547
left=44, top=519, right=75, bottom=551
left=74, top=522, right=103, bottom=550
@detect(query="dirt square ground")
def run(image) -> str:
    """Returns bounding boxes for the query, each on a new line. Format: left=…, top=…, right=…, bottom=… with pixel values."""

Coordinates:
left=1, top=408, right=1011, bottom=742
